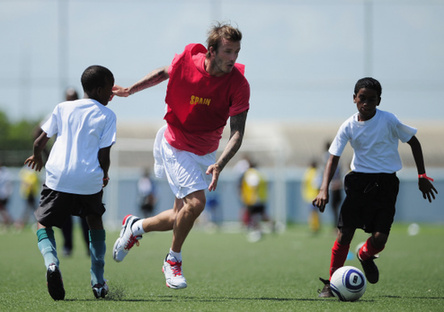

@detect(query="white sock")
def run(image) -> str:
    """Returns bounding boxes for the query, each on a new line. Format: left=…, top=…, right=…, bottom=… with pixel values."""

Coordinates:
left=168, top=249, right=182, bottom=262
left=131, top=220, right=145, bottom=236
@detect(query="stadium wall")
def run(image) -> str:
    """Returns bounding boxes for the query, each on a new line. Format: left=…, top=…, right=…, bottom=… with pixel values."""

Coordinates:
left=4, top=167, right=443, bottom=230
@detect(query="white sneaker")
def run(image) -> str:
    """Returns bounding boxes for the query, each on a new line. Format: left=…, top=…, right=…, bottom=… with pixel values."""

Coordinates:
left=162, top=255, right=187, bottom=289
left=113, top=215, right=142, bottom=262
left=247, top=230, right=262, bottom=243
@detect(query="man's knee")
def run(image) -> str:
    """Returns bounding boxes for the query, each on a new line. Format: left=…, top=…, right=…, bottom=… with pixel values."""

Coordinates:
left=184, top=192, right=206, bottom=213
left=186, top=201, right=205, bottom=219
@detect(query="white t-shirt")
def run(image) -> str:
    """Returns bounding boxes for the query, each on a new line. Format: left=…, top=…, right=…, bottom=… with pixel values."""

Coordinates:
left=329, top=109, right=417, bottom=174
left=41, top=99, right=116, bottom=194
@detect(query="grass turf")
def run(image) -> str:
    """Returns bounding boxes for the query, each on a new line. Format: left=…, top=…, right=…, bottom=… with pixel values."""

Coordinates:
left=0, top=222, right=443, bottom=311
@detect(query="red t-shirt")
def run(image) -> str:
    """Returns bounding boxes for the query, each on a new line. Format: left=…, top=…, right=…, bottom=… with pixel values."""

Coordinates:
left=163, top=43, right=250, bottom=155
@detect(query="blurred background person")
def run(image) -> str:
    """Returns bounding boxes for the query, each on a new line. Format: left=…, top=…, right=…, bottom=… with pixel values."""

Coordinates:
left=234, top=154, right=253, bottom=227
left=322, top=141, right=344, bottom=229
left=138, top=168, right=157, bottom=218
left=301, top=159, right=321, bottom=234
left=239, top=160, right=269, bottom=242
left=15, top=165, right=40, bottom=230
left=0, top=161, right=13, bottom=229
left=205, top=191, right=221, bottom=229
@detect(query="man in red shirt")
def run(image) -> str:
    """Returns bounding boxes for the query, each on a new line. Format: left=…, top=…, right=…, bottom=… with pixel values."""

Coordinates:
left=112, top=23, right=250, bottom=289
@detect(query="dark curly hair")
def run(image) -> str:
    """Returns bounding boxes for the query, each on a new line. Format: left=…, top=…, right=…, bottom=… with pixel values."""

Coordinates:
left=81, top=65, right=114, bottom=94
left=354, top=77, right=382, bottom=97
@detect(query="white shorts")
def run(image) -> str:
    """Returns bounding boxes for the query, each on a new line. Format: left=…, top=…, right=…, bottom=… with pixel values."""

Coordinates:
left=153, top=125, right=215, bottom=199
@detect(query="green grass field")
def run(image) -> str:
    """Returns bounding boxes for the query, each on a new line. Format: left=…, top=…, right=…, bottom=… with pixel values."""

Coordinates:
left=1, top=223, right=443, bottom=312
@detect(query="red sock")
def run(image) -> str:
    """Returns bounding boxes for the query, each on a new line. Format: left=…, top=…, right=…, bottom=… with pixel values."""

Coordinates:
left=359, top=237, right=385, bottom=261
left=329, top=240, right=350, bottom=279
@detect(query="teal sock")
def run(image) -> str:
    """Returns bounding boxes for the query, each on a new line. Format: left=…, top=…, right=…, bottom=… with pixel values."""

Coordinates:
left=89, top=229, right=106, bottom=285
left=36, top=228, right=59, bottom=268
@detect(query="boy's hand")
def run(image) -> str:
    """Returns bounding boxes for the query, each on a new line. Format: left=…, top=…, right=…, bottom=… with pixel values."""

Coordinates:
left=102, top=177, right=109, bottom=188
left=312, top=190, right=329, bottom=213
left=24, top=155, right=44, bottom=172
left=418, top=178, right=438, bottom=202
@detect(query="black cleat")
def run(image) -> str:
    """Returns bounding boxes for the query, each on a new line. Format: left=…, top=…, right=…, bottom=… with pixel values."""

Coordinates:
left=46, top=264, right=65, bottom=300
left=318, top=277, right=334, bottom=298
left=92, top=282, right=109, bottom=299
left=357, top=252, right=379, bottom=284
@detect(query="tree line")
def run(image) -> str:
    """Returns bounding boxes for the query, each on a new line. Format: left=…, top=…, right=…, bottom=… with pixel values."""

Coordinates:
left=0, top=110, right=41, bottom=167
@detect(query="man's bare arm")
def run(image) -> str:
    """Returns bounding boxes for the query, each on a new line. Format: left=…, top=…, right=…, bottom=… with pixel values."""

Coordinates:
left=113, top=66, right=170, bottom=97
left=216, top=110, right=248, bottom=170
left=207, top=110, right=248, bottom=191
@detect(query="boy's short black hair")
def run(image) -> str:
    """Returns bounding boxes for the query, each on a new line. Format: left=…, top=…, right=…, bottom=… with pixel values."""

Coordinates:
left=81, top=65, right=114, bottom=94
left=354, top=77, right=382, bottom=97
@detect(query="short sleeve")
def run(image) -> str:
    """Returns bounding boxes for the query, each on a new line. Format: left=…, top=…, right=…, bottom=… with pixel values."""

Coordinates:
left=229, top=72, right=250, bottom=117
left=328, top=119, right=352, bottom=157
left=40, top=106, right=59, bottom=138
left=99, top=111, right=117, bottom=149
left=393, top=116, right=417, bottom=143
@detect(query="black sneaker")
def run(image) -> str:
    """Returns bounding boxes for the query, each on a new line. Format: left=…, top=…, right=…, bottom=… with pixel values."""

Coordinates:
left=357, top=252, right=379, bottom=284
left=92, top=282, right=109, bottom=299
left=318, top=277, right=334, bottom=298
left=46, top=263, right=65, bottom=300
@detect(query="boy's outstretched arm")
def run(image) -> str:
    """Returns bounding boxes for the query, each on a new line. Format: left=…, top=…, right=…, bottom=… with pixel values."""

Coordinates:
left=407, top=135, right=438, bottom=202
left=24, top=131, right=50, bottom=171
left=112, top=66, right=170, bottom=97
left=312, top=154, right=340, bottom=212
left=98, top=146, right=112, bottom=188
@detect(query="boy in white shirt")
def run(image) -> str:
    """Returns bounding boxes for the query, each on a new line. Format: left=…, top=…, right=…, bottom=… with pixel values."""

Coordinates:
left=313, top=77, right=437, bottom=298
left=25, top=65, right=116, bottom=300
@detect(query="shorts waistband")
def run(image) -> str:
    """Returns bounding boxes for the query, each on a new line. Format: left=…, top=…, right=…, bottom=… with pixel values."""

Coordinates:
left=351, top=171, right=396, bottom=176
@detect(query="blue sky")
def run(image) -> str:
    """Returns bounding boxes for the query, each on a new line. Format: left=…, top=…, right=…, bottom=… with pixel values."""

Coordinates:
left=1, top=0, right=443, bottom=124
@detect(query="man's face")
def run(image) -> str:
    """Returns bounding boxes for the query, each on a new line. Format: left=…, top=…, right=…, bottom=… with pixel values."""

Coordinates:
left=211, top=38, right=241, bottom=76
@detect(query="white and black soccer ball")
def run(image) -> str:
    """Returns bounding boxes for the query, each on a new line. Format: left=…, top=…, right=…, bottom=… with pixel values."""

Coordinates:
left=330, top=266, right=367, bottom=301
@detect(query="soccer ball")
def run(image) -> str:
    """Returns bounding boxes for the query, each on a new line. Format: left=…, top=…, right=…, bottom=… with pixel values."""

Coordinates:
left=330, top=266, right=367, bottom=301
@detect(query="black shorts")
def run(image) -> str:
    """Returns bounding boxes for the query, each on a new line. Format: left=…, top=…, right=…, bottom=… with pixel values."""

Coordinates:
left=330, top=189, right=342, bottom=209
left=338, top=172, right=399, bottom=234
left=247, top=204, right=265, bottom=215
left=34, top=184, right=105, bottom=228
